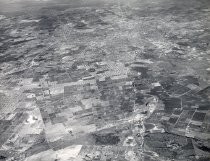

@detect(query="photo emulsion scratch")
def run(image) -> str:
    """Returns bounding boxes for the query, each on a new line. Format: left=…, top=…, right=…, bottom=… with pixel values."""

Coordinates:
left=0, top=0, right=210, bottom=160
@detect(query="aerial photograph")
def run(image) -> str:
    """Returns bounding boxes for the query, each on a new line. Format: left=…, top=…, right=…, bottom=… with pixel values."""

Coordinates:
left=0, top=0, right=209, bottom=160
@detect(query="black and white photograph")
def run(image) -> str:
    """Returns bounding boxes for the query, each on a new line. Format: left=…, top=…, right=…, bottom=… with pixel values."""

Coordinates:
left=0, top=0, right=210, bottom=160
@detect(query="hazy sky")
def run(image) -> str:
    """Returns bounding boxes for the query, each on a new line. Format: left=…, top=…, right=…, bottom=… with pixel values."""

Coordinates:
left=0, top=0, right=141, bottom=13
